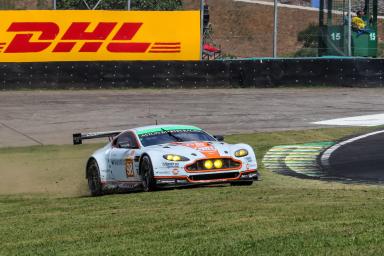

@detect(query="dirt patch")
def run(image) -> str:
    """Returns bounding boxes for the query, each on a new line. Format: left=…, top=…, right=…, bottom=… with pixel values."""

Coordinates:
left=0, top=145, right=96, bottom=197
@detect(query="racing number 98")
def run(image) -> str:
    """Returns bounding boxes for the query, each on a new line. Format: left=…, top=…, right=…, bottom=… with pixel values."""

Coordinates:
left=125, top=159, right=134, bottom=177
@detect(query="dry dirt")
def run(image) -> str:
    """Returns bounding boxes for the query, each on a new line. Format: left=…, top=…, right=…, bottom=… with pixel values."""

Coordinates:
left=0, top=145, right=91, bottom=197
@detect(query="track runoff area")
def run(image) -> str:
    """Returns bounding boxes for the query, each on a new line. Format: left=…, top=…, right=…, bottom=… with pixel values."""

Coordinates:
left=264, top=113, right=384, bottom=183
left=1, top=89, right=384, bottom=186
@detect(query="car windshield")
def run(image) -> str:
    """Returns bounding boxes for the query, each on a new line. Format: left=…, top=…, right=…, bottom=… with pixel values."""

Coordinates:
left=139, top=130, right=216, bottom=147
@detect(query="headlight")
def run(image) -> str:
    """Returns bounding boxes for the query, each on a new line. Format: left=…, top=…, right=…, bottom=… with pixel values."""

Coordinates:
left=204, top=160, right=214, bottom=169
left=213, top=159, right=223, bottom=169
left=163, top=154, right=189, bottom=162
left=234, top=149, right=248, bottom=157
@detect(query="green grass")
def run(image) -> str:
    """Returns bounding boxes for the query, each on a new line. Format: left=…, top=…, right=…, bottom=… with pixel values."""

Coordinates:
left=1, top=126, right=384, bottom=255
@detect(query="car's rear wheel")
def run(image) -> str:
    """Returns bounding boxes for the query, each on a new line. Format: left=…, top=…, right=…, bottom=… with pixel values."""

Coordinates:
left=230, top=181, right=253, bottom=186
left=87, top=159, right=103, bottom=196
left=141, top=156, right=156, bottom=192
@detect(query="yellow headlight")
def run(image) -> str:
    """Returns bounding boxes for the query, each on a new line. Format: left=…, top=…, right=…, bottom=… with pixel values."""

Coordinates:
left=204, top=160, right=213, bottom=169
left=214, top=159, right=223, bottom=169
left=163, top=154, right=189, bottom=161
left=235, top=149, right=248, bottom=157
left=172, top=155, right=181, bottom=161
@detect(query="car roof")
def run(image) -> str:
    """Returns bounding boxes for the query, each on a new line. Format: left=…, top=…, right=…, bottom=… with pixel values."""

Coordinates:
left=131, top=124, right=202, bottom=136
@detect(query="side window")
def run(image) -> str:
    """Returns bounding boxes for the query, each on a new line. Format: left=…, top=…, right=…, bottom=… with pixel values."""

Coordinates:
left=115, top=133, right=138, bottom=149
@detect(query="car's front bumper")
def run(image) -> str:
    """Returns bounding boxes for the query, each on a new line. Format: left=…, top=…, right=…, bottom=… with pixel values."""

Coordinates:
left=154, top=169, right=259, bottom=187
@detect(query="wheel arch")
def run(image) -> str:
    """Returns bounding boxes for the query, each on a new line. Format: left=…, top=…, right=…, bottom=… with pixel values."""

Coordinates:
left=86, top=157, right=98, bottom=179
left=138, top=150, right=164, bottom=176
left=138, top=153, right=151, bottom=176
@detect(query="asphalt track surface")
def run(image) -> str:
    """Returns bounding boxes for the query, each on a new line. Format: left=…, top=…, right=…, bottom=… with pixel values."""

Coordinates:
left=1, top=88, right=384, bottom=147
left=326, top=131, right=384, bottom=182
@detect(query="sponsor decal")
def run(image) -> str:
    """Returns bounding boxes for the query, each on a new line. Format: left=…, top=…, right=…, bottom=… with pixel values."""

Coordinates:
left=111, top=159, right=124, bottom=166
left=119, top=183, right=140, bottom=189
left=245, top=156, right=253, bottom=162
left=176, top=142, right=220, bottom=158
left=103, top=184, right=118, bottom=190
left=125, top=159, right=134, bottom=177
left=162, top=162, right=180, bottom=168
left=172, top=168, right=179, bottom=175
left=137, top=125, right=202, bottom=137
left=156, top=171, right=170, bottom=175
left=0, top=11, right=200, bottom=62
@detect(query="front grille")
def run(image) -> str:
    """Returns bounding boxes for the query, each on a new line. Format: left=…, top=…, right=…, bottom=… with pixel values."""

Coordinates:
left=189, top=172, right=239, bottom=181
left=186, top=158, right=241, bottom=172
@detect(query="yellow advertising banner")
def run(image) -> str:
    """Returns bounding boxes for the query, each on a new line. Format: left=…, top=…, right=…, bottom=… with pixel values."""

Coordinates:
left=0, top=10, right=200, bottom=62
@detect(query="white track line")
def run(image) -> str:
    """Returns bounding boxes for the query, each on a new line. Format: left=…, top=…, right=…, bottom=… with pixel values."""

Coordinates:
left=313, top=113, right=384, bottom=127
left=234, top=0, right=384, bottom=19
left=320, top=130, right=384, bottom=167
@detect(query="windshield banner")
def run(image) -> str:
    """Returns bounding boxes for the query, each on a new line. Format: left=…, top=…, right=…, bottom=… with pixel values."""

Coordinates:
left=0, top=10, right=200, bottom=62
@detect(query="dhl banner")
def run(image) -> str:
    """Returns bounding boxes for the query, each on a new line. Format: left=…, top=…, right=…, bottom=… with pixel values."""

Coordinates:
left=0, top=11, right=200, bottom=62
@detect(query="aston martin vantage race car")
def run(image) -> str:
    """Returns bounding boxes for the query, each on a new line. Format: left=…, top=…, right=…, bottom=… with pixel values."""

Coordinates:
left=73, top=125, right=258, bottom=196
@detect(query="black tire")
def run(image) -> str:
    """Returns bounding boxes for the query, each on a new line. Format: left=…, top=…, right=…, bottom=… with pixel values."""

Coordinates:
left=230, top=181, right=253, bottom=186
left=141, top=155, right=156, bottom=192
left=87, top=159, right=103, bottom=196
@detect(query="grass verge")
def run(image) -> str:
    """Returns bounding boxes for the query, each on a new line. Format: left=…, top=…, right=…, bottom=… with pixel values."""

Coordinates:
left=1, top=126, right=384, bottom=255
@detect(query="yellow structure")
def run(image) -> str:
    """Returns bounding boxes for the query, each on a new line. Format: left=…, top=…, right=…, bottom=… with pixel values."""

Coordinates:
left=0, top=10, right=200, bottom=62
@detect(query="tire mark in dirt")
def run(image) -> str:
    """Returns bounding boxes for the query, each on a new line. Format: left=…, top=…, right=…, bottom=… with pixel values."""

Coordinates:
left=0, top=121, right=44, bottom=145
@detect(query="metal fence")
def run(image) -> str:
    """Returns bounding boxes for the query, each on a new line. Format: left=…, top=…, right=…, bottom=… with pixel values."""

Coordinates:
left=0, top=0, right=382, bottom=58
left=206, top=0, right=382, bottom=58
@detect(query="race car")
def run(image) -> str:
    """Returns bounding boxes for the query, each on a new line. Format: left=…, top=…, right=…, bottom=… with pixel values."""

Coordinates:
left=73, top=125, right=258, bottom=196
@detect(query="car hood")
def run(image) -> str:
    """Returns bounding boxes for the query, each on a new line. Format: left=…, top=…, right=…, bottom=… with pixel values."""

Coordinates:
left=146, top=141, right=233, bottom=159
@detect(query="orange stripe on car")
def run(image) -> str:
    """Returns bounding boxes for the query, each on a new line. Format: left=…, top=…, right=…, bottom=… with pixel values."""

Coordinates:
left=173, top=142, right=221, bottom=158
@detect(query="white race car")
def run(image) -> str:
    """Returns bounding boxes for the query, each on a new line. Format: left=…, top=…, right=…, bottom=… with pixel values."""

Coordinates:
left=73, top=125, right=258, bottom=196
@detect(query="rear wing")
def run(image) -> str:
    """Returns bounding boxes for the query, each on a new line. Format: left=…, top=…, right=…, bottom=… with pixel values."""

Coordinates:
left=73, top=131, right=122, bottom=145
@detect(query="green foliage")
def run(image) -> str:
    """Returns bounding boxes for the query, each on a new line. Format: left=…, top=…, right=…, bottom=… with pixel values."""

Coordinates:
left=293, top=23, right=320, bottom=57
left=0, top=0, right=15, bottom=9
left=297, top=23, right=319, bottom=48
left=37, top=0, right=49, bottom=9
left=57, top=0, right=182, bottom=10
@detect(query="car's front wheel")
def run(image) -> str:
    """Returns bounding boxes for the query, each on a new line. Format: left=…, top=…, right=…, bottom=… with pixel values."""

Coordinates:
left=141, top=156, right=156, bottom=192
left=87, top=159, right=103, bottom=196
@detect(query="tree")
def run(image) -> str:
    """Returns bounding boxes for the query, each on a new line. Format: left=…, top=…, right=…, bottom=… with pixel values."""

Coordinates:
left=57, top=0, right=182, bottom=10
left=294, top=23, right=320, bottom=57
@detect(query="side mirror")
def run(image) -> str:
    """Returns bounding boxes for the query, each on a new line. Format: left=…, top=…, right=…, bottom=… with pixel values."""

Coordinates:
left=214, top=135, right=224, bottom=141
